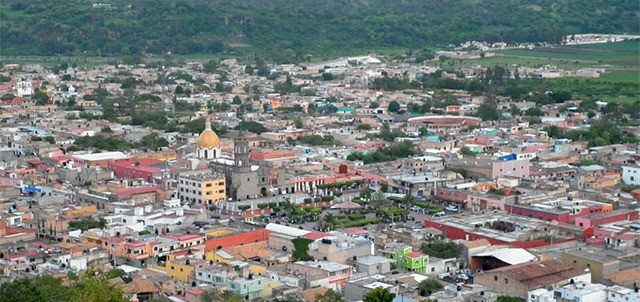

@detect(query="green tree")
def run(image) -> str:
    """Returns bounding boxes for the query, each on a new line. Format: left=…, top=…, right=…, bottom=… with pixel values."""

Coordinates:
left=418, top=279, right=444, bottom=296
left=460, top=146, right=476, bottom=156
left=322, top=72, right=334, bottom=81
left=421, top=241, right=460, bottom=259
left=387, top=101, right=400, bottom=113
left=202, top=288, right=244, bottom=302
left=525, top=107, right=544, bottom=117
left=363, top=287, right=396, bottom=302
left=477, top=98, right=500, bottom=121
left=1, top=93, right=15, bottom=101
left=497, top=296, right=524, bottom=302
left=315, top=289, right=346, bottom=302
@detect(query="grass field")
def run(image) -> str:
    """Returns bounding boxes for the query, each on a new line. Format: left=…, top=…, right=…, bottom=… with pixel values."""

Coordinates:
left=600, top=96, right=639, bottom=104
left=597, top=71, right=640, bottom=84
left=443, top=56, right=601, bottom=68
left=496, top=40, right=640, bottom=68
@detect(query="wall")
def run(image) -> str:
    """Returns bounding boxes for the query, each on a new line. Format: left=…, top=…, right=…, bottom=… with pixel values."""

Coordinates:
left=560, top=253, right=619, bottom=284
left=204, top=229, right=271, bottom=252
left=504, top=205, right=571, bottom=223
left=621, top=166, right=640, bottom=185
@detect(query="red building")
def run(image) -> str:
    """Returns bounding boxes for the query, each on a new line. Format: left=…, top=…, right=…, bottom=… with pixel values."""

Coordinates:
left=504, top=204, right=572, bottom=223
left=108, top=158, right=168, bottom=182
left=574, top=209, right=639, bottom=229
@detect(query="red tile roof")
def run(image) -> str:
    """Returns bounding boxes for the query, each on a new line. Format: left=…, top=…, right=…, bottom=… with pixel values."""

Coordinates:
left=303, top=231, right=329, bottom=240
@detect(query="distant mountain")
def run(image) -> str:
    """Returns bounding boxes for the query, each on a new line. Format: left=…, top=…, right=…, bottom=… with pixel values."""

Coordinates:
left=1, top=0, right=637, bottom=59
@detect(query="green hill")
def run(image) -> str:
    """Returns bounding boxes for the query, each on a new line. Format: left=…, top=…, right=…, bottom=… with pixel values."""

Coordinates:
left=1, top=0, right=637, bottom=59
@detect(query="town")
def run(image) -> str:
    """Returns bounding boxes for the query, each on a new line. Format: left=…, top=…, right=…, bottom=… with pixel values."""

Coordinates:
left=0, top=43, right=639, bottom=302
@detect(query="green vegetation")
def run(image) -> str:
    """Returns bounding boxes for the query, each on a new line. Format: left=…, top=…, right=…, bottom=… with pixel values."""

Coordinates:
left=621, top=185, right=640, bottom=193
left=1, top=1, right=637, bottom=59
left=420, top=241, right=460, bottom=259
left=69, top=133, right=170, bottom=152
left=68, top=217, right=107, bottom=231
left=497, top=296, right=525, bottom=302
left=291, top=237, right=313, bottom=261
left=543, top=121, right=638, bottom=147
left=315, top=289, right=346, bottom=302
left=234, top=120, right=269, bottom=134
left=0, top=270, right=127, bottom=302
left=418, top=279, right=444, bottom=296
left=347, top=141, right=419, bottom=164
left=498, top=41, right=640, bottom=68
left=202, top=288, right=245, bottom=302
left=298, top=135, right=342, bottom=146
left=364, top=287, right=396, bottom=302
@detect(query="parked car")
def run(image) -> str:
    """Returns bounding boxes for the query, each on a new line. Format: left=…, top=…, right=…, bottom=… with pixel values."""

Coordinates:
left=445, top=205, right=459, bottom=212
left=433, top=211, right=445, bottom=218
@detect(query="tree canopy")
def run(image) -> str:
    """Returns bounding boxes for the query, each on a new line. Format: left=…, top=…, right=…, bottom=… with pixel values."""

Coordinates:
left=364, top=287, right=396, bottom=302
left=420, top=241, right=460, bottom=259
left=0, top=271, right=127, bottom=302
left=2, top=0, right=637, bottom=58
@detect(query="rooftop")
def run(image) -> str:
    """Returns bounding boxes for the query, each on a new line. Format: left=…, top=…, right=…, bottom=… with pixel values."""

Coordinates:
left=73, top=151, right=129, bottom=161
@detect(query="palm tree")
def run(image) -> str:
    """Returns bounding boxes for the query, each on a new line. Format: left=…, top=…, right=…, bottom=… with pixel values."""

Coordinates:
left=363, top=287, right=396, bottom=302
left=370, top=191, right=387, bottom=208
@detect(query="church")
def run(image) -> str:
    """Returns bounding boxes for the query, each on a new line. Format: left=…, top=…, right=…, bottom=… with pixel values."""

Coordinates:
left=194, top=118, right=289, bottom=201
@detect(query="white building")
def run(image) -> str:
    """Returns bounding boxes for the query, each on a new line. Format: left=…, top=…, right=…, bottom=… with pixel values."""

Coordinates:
left=556, top=282, right=607, bottom=302
left=622, top=166, right=640, bottom=185
left=528, top=288, right=556, bottom=302
left=606, top=286, right=640, bottom=302
left=16, top=81, right=33, bottom=97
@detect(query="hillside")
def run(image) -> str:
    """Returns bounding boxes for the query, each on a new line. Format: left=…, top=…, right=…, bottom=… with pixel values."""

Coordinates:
left=1, top=0, right=637, bottom=59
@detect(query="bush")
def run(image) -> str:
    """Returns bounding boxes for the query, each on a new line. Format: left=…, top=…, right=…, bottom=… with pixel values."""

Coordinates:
left=321, top=196, right=334, bottom=201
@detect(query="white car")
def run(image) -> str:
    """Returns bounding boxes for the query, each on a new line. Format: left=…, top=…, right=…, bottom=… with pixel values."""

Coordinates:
left=445, top=205, right=459, bottom=212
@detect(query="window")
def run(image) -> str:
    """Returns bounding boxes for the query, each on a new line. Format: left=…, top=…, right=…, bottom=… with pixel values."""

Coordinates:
left=206, top=183, right=212, bottom=187
left=494, top=276, right=498, bottom=281
left=171, top=266, right=175, bottom=270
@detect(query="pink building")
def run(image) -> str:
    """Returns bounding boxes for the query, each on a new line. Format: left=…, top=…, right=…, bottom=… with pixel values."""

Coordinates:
left=574, top=210, right=639, bottom=229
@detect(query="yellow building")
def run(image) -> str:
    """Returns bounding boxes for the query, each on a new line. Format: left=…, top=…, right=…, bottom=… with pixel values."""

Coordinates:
left=177, top=170, right=226, bottom=205
left=166, top=257, right=206, bottom=282
left=63, top=205, right=97, bottom=218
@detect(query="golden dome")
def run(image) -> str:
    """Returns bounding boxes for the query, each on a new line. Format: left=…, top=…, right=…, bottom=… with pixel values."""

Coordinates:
left=197, top=119, right=220, bottom=149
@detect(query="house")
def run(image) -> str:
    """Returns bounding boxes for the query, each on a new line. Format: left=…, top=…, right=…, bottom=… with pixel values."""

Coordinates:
left=354, top=255, right=393, bottom=275
left=381, top=245, right=429, bottom=274
left=474, top=260, right=591, bottom=298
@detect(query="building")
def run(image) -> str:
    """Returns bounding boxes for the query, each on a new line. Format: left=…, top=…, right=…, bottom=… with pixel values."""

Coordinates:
left=354, top=255, right=393, bottom=275
left=555, top=282, right=607, bottom=302
left=382, top=246, right=429, bottom=274
left=606, top=285, right=640, bottom=302
left=574, top=210, right=639, bottom=229
left=621, top=165, right=640, bottom=185
left=177, top=170, right=226, bottom=205
left=307, top=235, right=373, bottom=264
left=197, top=118, right=222, bottom=160
left=559, top=249, right=620, bottom=284
left=448, top=157, right=530, bottom=180
left=289, top=260, right=353, bottom=291
left=474, top=260, right=591, bottom=298
left=210, top=130, right=286, bottom=200
left=195, top=262, right=269, bottom=299
left=424, top=212, right=584, bottom=249
left=386, top=173, right=447, bottom=197
left=72, top=152, right=130, bottom=169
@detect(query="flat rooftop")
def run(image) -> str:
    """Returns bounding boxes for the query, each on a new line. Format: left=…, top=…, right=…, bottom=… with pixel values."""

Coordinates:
left=73, top=151, right=129, bottom=161
left=434, top=212, right=575, bottom=242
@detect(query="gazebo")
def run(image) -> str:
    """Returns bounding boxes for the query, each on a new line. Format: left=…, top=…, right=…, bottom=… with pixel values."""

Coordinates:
left=337, top=201, right=361, bottom=214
